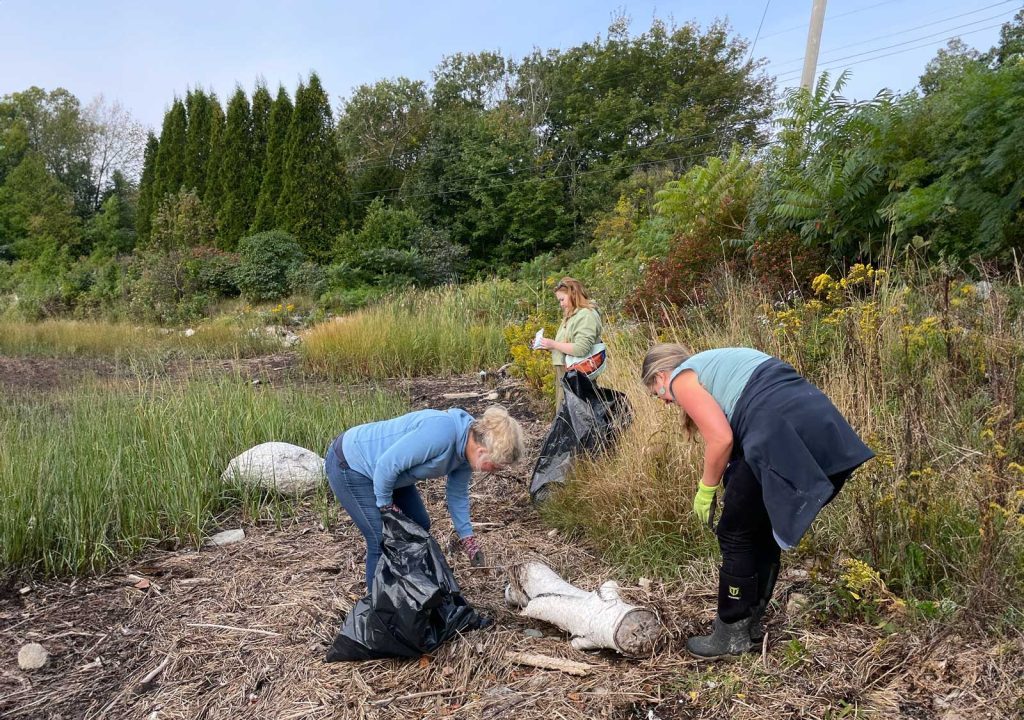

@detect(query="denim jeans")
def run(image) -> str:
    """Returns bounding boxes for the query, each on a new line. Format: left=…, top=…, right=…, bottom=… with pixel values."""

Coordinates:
left=325, top=441, right=431, bottom=588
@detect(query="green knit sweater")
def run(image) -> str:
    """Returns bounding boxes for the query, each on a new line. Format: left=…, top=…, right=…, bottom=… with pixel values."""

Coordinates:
left=552, top=307, right=602, bottom=367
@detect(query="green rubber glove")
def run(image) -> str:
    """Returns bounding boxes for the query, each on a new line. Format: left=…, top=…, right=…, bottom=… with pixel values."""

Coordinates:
left=693, top=481, right=718, bottom=526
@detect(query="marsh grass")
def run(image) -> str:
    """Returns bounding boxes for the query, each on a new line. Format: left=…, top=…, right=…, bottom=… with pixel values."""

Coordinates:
left=543, top=266, right=1024, bottom=615
left=0, top=376, right=406, bottom=575
left=302, top=280, right=543, bottom=379
left=0, top=318, right=281, bottom=360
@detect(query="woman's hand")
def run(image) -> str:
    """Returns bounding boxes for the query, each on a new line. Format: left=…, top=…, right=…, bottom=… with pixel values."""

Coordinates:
left=460, top=535, right=485, bottom=566
left=536, top=337, right=555, bottom=351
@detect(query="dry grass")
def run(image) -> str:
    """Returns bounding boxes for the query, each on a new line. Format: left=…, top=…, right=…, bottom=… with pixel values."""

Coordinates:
left=4, top=471, right=1021, bottom=720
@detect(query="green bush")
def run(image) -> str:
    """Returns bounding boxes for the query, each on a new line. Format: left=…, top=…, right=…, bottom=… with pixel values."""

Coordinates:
left=235, top=230, right=305, bottom=302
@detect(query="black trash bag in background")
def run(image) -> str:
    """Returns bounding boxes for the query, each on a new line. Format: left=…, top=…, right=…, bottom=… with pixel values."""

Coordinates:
left=325, top=510, right=492, bottom=662
left=529, top=370, right=632, bottom=503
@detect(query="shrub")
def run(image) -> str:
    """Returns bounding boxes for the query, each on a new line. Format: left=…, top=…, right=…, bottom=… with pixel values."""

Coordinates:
left=235, top=230, right=304, bottom=302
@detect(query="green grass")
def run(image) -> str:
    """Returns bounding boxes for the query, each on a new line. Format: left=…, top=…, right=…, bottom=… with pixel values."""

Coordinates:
left=0, top=318, right=282, bottom=360
left=0, top=376, right=406, bottom=576
left=302, top=280, right=541, bottom=378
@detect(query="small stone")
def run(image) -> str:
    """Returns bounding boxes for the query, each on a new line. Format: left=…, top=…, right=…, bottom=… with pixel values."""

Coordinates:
left=638, top=577, right=652, bottom=591
left=786, top=592, right=809, bottom=616
left=485, top=391, right=500, bottom=401
left=206, top=529, right=245, bottom=546
left=19, top=586, right=31, bottom=595
left=523, top=628, right=544, bottom=638
left=183, top=328, right=195, bottom=337
left=18, top=643, right=48, bottom=670
left=546, top=529, right=558, bottom=538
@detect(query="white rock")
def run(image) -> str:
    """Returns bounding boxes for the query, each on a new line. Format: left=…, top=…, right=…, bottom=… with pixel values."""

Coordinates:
left=282, top=332, right=300, bottom=347
left=183, top=328, right=195, bottom=337
left=207, top=529, right=245, bottom=546
left=786, top=592, right=809, bottom=616
left=972, top=281, right=992, bottom=300
left=18, top=643, right=48, bottom=670
left=221, top=442, right=325, bottom=496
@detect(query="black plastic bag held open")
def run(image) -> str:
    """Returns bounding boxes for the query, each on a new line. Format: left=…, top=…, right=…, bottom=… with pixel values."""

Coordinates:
left=325, top=510, right=491, bottom=662
left=529, top=370, right=632, bottom=504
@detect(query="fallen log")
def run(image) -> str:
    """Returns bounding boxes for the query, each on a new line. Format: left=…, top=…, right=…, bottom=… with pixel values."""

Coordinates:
left=506, top=651, right=594, bottom=676
left=505, top=561, right=663, bottom=657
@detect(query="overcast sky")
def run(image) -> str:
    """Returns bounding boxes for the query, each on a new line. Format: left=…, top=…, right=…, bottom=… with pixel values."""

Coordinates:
left=1, top=0, right=1019, bottom=129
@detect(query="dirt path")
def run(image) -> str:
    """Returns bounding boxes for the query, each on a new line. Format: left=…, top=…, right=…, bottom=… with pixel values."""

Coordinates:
left=1, top=361, right=1021, bottom=719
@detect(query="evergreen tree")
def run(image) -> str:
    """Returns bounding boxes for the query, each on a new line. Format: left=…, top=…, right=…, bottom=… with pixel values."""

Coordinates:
left=276, top=73, right=348, bottom=258
left=215, top=87, right=255, bottom=249
left=153, top=98, right=187, bottom=201
left=203, top=95, right=226, bottom=218
left=250, top=83, right=272, bottom=191
left=136, top=132, right=159, bottom=242
left=0, top=152, right=82, bottom=261
left=184, top=88, right=215, bottom=196
left=252, top=86, right=293, bottom=232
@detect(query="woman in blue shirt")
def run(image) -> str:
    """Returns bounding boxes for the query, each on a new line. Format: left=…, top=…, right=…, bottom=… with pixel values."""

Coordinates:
left=325, top=405, right=525, bottom=588
left=641, top=343, right=873, bottom=659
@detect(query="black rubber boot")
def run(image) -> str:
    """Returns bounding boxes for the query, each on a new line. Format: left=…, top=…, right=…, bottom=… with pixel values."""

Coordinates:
left=749, top=562, right=780, bottom=644
left=687, top=570, right=758, bottom=659
left=686, top=616, right=755, bottom=659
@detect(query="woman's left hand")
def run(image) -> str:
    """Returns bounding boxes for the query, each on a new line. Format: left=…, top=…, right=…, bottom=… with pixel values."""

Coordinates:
left=460, top=536, right=485, bottom=566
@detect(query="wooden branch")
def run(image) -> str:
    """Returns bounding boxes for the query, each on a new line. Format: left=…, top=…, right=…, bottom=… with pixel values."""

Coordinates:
left=506, top=651, right=594, bottom=676
left=371, top=688, right=455, bottom=706
left=505, top=561, right=663, bottom=657
left=185, top=623, right=280, bottom=637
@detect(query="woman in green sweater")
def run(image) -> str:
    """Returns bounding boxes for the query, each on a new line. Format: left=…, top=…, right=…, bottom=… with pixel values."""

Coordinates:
left=535, top=276, right=607, bottom=389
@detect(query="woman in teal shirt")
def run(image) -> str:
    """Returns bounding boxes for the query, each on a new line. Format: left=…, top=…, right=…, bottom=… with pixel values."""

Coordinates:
left=641, top=343, right=873, bottom=659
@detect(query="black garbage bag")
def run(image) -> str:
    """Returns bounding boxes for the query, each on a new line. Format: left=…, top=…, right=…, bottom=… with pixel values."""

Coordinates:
left=529, top=370, right=632, bottom=503
left=325, top=509, right=491, bottom=662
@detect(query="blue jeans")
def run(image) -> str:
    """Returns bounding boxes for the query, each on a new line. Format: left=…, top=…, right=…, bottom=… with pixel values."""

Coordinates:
left=325, top=440, right=431, bottom=588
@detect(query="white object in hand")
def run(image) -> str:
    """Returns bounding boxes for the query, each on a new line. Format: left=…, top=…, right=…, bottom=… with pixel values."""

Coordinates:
left=532, top=328, right=545, bottom=349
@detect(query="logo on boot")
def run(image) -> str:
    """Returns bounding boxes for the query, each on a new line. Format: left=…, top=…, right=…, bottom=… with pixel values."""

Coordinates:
left=728, top=585, right=740, bottom=598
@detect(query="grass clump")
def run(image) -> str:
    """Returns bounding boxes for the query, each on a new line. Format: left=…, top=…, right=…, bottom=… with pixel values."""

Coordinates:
left=302, top=280, right=541, bottom=379
left=0, top=376, right=405, bottom=575
left=0, top=318, right=281, bottom=360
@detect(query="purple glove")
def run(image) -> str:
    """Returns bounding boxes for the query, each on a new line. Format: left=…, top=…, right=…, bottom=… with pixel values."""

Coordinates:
left=460, top=536, right=485, bottom=567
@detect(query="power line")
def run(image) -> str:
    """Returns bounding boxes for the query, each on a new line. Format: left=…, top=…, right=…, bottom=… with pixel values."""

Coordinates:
left=747, top=0, right=773, bottom=63
left=346, top=128, right=737, bottom=201
left=350, top=141, right=767, bottom=206
left=775, top=21, right=1008, bottom=83
left=759, top=0, right=902, bottom=40
left=773, top=5, right=1019, bottom=69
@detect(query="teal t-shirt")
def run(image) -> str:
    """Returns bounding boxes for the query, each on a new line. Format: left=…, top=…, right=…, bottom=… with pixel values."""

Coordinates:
left=669, top=348, right=771, bottom=422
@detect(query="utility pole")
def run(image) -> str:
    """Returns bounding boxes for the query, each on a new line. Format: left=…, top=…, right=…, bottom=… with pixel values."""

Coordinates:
left=800, top=0, right=828, bottom=89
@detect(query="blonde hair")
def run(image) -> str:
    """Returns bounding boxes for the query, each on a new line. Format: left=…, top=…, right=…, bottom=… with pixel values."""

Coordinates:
left=553, top=276, right=595, bottom=317
left=471, top=405, right=525, bottom=466
left=640, top=343, right=697, bottom=438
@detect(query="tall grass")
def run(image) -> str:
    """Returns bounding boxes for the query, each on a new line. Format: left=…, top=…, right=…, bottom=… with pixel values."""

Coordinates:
left=545, top=266, right=1024, bottom=617
left=0, top=377, right=406, bottom=575
left=303, top=280, right=542, bottom=378
left=0, top=318, right=282, bottom=359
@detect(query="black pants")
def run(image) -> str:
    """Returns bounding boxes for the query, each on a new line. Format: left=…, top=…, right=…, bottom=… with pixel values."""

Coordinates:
left=715, top=459, right=851, bottom=621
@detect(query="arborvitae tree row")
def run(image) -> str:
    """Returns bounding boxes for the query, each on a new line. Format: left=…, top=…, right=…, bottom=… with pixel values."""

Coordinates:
left=183, top=89, right=216, bottom=197
left=250, top=83, right=272, bottom=193
left=251, top=86, right=293, bottom=233
left=214, top=87, right=255, bottom=249
left=135, top=132, right=159, bottom=242
left=275, top=73, right=348, bottom=258
left=202, top=96, right=226, bottom=218
left=153, top=98, right=187, bottom=201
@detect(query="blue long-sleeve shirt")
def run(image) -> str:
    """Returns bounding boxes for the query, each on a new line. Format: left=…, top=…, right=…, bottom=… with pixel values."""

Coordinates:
left=338, top=408, right=475, bottom=537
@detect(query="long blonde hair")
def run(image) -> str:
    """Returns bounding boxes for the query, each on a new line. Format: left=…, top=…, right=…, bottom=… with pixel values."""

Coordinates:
left=554, top=276, right=595, bottom=318
left=640, top=343, right=697, bottom=438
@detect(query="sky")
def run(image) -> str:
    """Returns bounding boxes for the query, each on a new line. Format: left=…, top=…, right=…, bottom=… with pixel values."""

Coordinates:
left=0, top=0, right=1019, bottom=130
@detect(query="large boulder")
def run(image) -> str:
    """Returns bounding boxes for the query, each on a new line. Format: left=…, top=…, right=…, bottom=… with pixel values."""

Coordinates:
left=222, top=442, right=325, bottom=496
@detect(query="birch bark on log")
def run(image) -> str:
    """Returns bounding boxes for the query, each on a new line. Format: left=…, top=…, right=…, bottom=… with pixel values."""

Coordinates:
left=505, top=561, right=662, bottom=656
